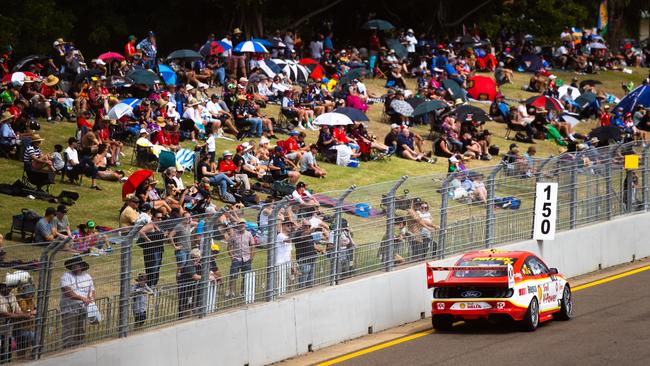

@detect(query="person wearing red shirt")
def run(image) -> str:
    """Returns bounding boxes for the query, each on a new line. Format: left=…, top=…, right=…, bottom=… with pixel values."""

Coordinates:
left=281, top=130, right=306, bottom=163
left=124, top=35, right=137, bottom=60
left=218, top=150, right=250, bottom=190
left=333, top=125, right=361, bottom=154
left=600, top=105, right=611, bottom=127
left=152, top=124, right=179, bottom=152
left=97, top=119, right=124, bottom=165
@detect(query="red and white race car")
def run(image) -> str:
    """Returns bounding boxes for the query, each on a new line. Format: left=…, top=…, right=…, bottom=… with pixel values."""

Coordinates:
left=427, top=249, right=573, bottom=331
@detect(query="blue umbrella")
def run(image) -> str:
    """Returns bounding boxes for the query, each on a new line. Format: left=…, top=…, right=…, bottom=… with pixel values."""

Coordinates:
left=234, top=40, right=268, bottom=53
left=616, top=84, right=650, bottom=114
left=251, top=38, right=272, bottom=48
left=157, top=64, right=177, bottom=85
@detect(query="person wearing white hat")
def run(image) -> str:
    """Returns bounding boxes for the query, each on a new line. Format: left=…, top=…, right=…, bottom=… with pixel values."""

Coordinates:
left=404, top=28, right=418, bottom=58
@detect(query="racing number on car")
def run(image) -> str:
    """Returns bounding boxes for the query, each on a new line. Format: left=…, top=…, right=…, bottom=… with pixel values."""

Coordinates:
left=533, top=183, right=558, bottom=240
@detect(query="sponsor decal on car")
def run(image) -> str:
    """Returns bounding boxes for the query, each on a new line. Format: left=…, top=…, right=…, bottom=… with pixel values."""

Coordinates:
left=436, top=302, right=445, bottom=310
left=496, top=302, right=506, bottom=309
left=527, top=285, right=537, bottom=294
left=461, top=290, right=482, bottom=298
left=542, top=293, right=557, bottom=304
left=451, top=302, right=492, bottom=310
left=518, top=288, right=527, bottom=296
left=471, top=257, right=515, bottom=265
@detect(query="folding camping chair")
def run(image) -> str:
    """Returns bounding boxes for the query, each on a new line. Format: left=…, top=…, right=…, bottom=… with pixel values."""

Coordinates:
left=157, top=150, right=176, bottom=172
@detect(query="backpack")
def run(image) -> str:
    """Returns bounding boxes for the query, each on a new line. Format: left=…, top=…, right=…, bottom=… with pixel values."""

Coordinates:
left=514, top=132, right=528, bottom=143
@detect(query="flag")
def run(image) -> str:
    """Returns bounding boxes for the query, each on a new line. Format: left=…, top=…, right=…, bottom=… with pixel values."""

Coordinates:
left=597, top=0, right=608, bottom=35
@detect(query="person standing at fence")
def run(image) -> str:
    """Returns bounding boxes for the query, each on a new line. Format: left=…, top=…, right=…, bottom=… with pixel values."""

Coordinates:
left=275, top=221, right=294, bottom=295
left=294, top=222, right=322, bottom=289
left=59, top=256, right=94, bottom=349
left=177, top=249, right=202, bottom=318
left=169, top=212, right=196, bottom=269
left=14, top=283, right=36, bottom=361
left=0, top=282, right=31, bottom=363
left=139, top=212, right=166, bottom=288
left=227, top=219, right=254, bottom=298
left=131, top=273, right=153, bottom=329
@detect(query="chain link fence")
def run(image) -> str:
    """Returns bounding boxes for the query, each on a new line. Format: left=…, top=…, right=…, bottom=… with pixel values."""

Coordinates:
left=0, top=141, right=648, bottom=361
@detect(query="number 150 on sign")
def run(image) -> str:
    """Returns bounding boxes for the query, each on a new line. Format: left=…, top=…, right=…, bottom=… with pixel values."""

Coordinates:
left=533, top=183, right=558, bottom=240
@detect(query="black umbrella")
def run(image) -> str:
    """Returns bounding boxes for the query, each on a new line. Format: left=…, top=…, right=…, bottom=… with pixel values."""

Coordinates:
left=574, top=92, right=597, bottom=109
left=126, top=69, right=161, bottom=86
left=339, top=67, right=367, bottom=86
left=362, top=19, right=395, bottom=31
left=167, top=49, right=203, bottom=61
left=12, top=55, right=49, bottom=72
left=413, top=100, right=449, bottom=117
left=405, top=97, right=426, bottom=109
left=453, top=105, right=490, bottom=123
left=579, top=79, right=603, bottom=88
left=333, top=107, right=369, bottom=122
left=385, top=39, right=408, bottom=59
left=106, top=76, right=134, bottom=89
left=588, top=125, right=622, bottom=146
left=74, top=69, right=103, bottom=83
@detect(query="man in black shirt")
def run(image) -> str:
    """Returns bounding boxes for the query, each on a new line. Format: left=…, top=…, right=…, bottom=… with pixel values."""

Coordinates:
left=293, top=224, right=321, bottom=289
left=383, top=123, right=400, bottom=155
left=177, top=249, right=202, bottom=318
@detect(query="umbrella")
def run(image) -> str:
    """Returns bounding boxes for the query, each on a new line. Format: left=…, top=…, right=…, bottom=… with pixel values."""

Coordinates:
left=453, top=105, right=489, bottom=123
left=258, top=59, right=282, bottom=77
left=442, top=79, right=466, bottom=102
left=525, top=95, right=563, bottom=113
left=167, top=49, right=203, bottom=61
left=126, top=69, right=161, bottom=86
left=588, top=125, right=622, bottom=146
left=412, top=100, right=449, bottom=117
left=283, top=61, right=309, bottom=82
left=587, top=42, right=607, bottom=50
left=299, top=58, right=326, bottom=80
left=74, top=69, right=102, bottom=83
left=199, top=40, right=232, bottom=57
left=574, top=92, right=598, bottom=109
left=157, top=64, right=177, bottom=85
left=107, top=98, right=141, bottom=120
left=271, top=58, right=288, bottom=69
left=362, top=19, right=395, bottom=31
left=251, top=38, right=273, bottom=48
left=12, top=55, right=48, bottom=72
left=1, top=71, right=39, bottom=85
left=339, top=67, right=367, bottom=85
left=122, top=169, right=153, bottom=198
left=390, top=99, right=414, bottom=117
left=467, top=75, right=497, bottom=101
left=385, top=39, right=407, bottom=58
left=98, top=51, right=125, bottom=62
left=558, top=85, right=581, bottom=100
left=521, top=54, right=544, bottom=72
left=405, top=97, right=425, bottom=109
left=333, top=107, right=369, bottom=122
left=616, top=84, right=650, bottom=114
left=314, top=112, right=353, bottom=126
left=579, top=79, right=603, bottom=88
left=233, top=40, right=268, bottom=53
left=271, top=39, right=286, bottom=49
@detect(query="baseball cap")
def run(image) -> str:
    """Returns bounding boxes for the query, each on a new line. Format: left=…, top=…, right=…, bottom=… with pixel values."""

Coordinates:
left=45, top=207, right=56, bottom=216
left=509, top=143, right=518, bottom=150
left=56, top=204, right=68, bottom=214
left=390, top=123, right=400, bottom=129
left=86, top=220, right=96, bottom=229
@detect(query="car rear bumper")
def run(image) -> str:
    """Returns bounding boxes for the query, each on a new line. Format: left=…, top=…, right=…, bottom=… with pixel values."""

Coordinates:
left=431, top=299, right=528, bottom=321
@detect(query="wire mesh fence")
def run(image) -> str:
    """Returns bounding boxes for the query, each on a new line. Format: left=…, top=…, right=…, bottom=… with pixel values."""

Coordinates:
left=1, top=141, right=649, bottom=362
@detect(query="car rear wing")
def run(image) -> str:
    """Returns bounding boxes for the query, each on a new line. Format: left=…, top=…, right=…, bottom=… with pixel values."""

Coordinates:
left=426, top=263, right=515, bottom=289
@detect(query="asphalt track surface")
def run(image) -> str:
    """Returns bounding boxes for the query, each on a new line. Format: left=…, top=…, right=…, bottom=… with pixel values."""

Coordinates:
left=332, top=267, right=650, bottom=366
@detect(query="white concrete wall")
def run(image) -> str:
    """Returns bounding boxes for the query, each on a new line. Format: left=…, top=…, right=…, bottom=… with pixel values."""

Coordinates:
left=31, top=213, right=650, bottom=366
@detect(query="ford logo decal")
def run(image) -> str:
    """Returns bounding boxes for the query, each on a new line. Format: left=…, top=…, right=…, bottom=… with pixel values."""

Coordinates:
left=461, top=290, right=482, bottom=298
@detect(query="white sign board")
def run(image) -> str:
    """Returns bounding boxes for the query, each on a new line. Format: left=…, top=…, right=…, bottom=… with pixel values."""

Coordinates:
left=533, top=182, right=558, bottom=240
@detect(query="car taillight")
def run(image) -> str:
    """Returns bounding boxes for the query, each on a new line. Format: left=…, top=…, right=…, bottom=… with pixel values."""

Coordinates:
left=504, top=288, right=514, bottom=298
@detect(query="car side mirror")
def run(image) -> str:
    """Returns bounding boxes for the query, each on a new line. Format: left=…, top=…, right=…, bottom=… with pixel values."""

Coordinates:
left=549, top=268, right=559, bottom=275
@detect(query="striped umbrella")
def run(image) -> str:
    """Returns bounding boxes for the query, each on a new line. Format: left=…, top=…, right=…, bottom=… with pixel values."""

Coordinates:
left=233, top=40, right=268, bottom=53
left=524, top=95, right=563, bottom=113
left=258, top=59, right=282, bottom=77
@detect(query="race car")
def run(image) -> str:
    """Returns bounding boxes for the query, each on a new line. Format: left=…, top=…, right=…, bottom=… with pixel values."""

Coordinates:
left=426, top=249, right=573, bottom=331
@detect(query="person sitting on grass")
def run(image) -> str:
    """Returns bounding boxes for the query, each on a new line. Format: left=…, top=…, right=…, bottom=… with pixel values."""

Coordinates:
left=269, top=146, right=301, bottom=183
left=291, top=181, right=320, bottom=207
left=92, top=144, right=125, bottom=182
left=397, top=127, right=435, bottom=163
left=299, top=144, right=327, bottom=178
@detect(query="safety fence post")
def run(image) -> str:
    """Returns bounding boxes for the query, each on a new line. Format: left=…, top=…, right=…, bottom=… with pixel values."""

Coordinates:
left=384, top=176, right=408, bottom=272
left=199, top=209, right=226, bottom=317
left=485, top=164, right=504, bottom=247
left=118, top=224, right=143, bottom=338
left=266, top=198, right=289, bottom=301
left=642, top=144, right=650, bottom=211
left=438, top=173, right=458, bottom=258
left=569, top=151, right=583, bottom=229
left=32, top=237, right=71, bottom=360
left=331, top=185, right=356, bottom=285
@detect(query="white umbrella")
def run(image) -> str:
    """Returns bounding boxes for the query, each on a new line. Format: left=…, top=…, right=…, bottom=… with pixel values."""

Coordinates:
left=390, top=99, right=414, bottom=117
left=107, top=103, right=135, bottom=120
left=587, top=42, right=607, bottom=50
left=559, top=113, right=580, bottom=127
left=258, top=60, right=277, bottom=77
left=314, top=112, right=353, bottom=126
left=558, top=85, right=580, bottom=100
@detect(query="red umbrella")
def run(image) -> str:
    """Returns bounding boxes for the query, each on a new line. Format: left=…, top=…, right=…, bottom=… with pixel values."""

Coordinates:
left=467, top=76, right=497, bottom=101
left=98, top=52, right=125, bottom=62
left=524, top=95, right=563, bottom=113
left=122, top=169, right=153, bottom=199
left=299, top=58, right=326, bottom=80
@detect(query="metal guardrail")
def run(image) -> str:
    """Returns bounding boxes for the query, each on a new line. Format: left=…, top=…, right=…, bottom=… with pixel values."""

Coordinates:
left=0, top=141, right=646, bottom=362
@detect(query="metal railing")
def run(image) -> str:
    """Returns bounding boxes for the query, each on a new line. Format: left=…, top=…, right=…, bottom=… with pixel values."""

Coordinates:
left=0, top=141, right=646, bottom=362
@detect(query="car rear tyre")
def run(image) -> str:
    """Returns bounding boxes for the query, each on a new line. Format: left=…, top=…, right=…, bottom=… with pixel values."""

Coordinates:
left=432, top=315, right=453, bottom=331
left=520, top=297, right=539, bottom=332
left=556, top=285, right=573, bottom=321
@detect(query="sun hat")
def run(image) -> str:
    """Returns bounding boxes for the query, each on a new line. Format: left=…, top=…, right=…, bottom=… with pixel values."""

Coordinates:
left=187, top=98, right=199, bottom=106
left=64, top=256, right=89, bottom=272
left=222, top=150, right=233, bottom=157
left=31, top=133, right=44, bottom=142
left=233, top=28, right=243, bottom=35
left=156, top=116, right=166, bottom=127
left=0, top=111, right=13, bottom=123
left=185, top=84, right=195, bottom=91
left=44, top=74, right=60, bottom=86
left=236, top=94, right=247, bottom=101
left=139, top=128, right=148, bottom=135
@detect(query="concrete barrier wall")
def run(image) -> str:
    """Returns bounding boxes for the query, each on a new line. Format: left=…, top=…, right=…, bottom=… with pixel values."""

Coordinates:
left=31, top=213, right=650, bottom=366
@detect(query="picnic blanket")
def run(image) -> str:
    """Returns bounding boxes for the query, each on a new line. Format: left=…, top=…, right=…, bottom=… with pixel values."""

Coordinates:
left=313, top=194, right=383, bottom=218
left=175, top=148, right=195, bottom=170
